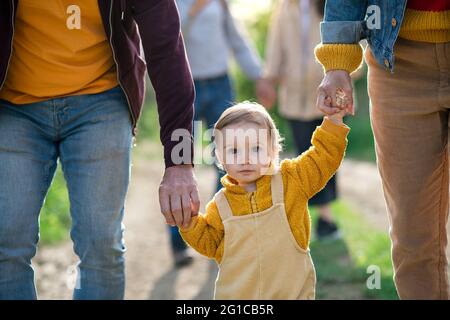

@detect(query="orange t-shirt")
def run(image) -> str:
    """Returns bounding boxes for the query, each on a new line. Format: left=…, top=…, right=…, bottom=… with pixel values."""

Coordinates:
left=0, top=0, right=118, bottom=104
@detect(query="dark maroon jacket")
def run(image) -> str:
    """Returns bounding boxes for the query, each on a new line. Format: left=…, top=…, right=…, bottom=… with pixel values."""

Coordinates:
left=0, top=0, right=195, bottom=168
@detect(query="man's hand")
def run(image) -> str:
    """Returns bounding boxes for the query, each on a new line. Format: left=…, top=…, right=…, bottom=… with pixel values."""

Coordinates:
left=159, top=164, right=200, bottom=229
left=316, top=70, right=354, bottom=116
left=256, top=78, right=277, bottom=110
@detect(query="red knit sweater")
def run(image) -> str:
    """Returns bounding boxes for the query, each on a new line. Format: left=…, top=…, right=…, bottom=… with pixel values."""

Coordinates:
left=407, top=0, right=450, bottom=11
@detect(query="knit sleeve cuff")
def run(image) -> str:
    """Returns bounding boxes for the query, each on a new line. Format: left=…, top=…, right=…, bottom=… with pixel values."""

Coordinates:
left=314, top=43, right=363, bottom=74
left=320, top=117, right=350, bottom=138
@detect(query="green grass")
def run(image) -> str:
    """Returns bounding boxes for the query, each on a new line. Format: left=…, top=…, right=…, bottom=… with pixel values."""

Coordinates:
left=39, top=166, right=71, bottom=245
left=136, top=85, right=160, bottom=143
left=310, top=201, right=398, bottom=300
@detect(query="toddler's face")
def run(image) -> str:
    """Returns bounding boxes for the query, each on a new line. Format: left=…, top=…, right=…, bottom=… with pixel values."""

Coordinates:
left=215, top=122, right=274, bottom=186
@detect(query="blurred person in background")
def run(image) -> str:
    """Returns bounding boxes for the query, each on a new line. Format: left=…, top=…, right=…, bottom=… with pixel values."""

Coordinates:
left=257, top=0, right=343, bottom=240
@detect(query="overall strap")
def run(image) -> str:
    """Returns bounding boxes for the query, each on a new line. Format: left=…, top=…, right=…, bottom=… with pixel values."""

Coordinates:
left=270, top=170, right=285, bottom=205
left=214, top=190, right=234, bottom=221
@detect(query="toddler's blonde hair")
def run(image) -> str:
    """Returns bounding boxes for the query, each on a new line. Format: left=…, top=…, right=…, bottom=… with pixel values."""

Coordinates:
left=213, top=102, right=284, bottom=170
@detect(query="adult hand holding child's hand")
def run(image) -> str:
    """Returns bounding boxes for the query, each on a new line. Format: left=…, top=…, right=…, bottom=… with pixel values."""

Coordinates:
left=325, top=94, right=348, bottom=125
left=159, top=164, right=200, bottom=229
left=316, top=70, right=354, bottom=116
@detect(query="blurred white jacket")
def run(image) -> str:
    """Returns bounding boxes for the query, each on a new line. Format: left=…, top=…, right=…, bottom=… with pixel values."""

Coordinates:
left=264, top=0, right=324, bottom=120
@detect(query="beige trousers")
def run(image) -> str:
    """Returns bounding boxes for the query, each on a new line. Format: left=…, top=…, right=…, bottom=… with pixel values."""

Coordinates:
left=366, top=37, right=450, bottom=299
left=213, top=171, right=316, bottom=300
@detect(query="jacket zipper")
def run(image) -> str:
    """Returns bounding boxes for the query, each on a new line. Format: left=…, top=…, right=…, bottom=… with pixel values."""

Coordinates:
left=108, top=0, right=137, bottom=134
left=0, top=0, right=16, bottom=91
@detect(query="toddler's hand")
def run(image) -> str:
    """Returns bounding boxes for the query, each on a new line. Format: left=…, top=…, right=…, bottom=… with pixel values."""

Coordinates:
left=324, top=95, right=347, bottom=125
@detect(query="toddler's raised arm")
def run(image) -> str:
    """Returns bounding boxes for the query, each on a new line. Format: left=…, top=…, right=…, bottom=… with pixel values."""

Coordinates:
left=281, top=118, right=350, bottom=199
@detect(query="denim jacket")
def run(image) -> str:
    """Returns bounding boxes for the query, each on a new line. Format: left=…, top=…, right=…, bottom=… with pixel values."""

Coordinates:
left=321, top=0, right=408, bottom=72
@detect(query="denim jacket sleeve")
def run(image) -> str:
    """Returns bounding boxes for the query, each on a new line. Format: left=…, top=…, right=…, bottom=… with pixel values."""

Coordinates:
left=319, top=0, right=408, bottom=72
left=321, top=0, right=368, bottom=44
left=314, top=0, right=368, bottom=73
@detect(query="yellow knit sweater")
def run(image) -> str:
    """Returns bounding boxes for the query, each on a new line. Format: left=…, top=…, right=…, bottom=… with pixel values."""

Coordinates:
left=180, top=118, right=350, bottom=263
left=315, top=8, right=450, bottom=74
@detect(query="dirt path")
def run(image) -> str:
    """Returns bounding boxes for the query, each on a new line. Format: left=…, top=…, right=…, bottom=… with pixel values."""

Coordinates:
left=33, top=143, right=449, bottom=299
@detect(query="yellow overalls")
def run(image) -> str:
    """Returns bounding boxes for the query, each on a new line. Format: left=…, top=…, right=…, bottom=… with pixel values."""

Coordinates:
left=214, top=171, right=316, bottom=300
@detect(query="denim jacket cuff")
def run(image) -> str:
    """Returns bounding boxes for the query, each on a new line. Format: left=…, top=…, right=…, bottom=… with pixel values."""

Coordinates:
left=320, top=21, right=366, bottom=44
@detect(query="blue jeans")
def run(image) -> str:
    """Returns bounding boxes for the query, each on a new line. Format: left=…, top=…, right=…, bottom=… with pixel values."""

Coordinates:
left=0, top=86, right=133, bottom=300
left=168, top=74, right=234, bottom=254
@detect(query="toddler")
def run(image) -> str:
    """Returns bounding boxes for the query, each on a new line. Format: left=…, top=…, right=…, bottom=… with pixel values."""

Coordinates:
left=180, top=102, right=349, bottom=299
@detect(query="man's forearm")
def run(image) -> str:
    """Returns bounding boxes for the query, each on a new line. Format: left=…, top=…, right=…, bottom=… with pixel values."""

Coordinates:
left=134, top=0, right=195, bottom=168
